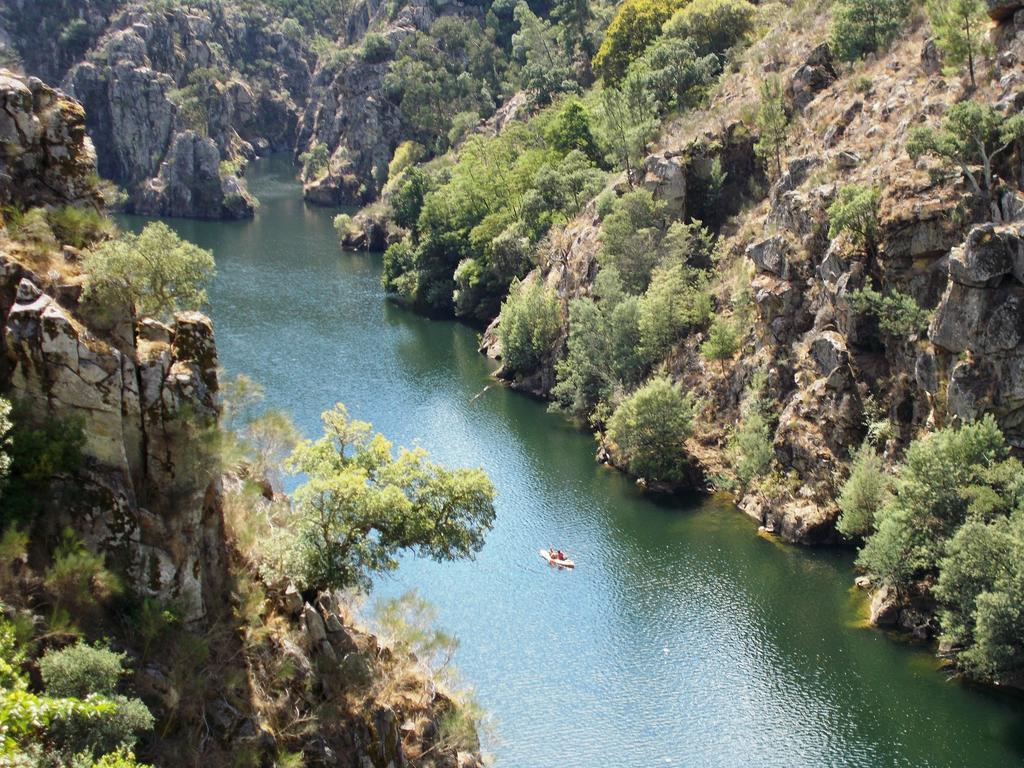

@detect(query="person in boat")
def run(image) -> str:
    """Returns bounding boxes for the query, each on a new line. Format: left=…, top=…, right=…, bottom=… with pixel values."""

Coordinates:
left=556, top=549, right=566, bottom=561
left=549, top=547, right=557, bottom=560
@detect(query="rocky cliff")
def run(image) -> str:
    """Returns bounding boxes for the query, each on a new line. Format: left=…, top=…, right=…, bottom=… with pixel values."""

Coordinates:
left=1, top=70, right=225, bottom=621
left=482, top=4, right=1024, bottom=547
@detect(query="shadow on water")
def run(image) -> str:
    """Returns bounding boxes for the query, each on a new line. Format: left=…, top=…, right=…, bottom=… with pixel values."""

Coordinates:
left=120, top=154, right=1024, bottom=768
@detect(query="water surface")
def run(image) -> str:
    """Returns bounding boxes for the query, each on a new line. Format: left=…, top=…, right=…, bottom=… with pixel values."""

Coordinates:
left=123, top=155, right=1024, bottom=768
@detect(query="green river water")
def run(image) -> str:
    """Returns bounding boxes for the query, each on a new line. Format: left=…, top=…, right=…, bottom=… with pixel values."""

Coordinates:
left=123, top=155, right=1024, bottom=767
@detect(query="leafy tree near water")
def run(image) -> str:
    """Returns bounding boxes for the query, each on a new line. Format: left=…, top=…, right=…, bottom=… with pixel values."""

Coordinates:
left=83, top=222, right=215, bottom=321
left=606, top=376, right=696, bottom=484
left=498, top=278, right=562, bottom=373
left=267, top=405, right=496, bottom=593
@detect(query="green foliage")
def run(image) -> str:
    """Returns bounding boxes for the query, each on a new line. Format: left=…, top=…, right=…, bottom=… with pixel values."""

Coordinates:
left=753, top=75, right=787, bottom=176
left=906, top=100, right=1024, bottom=220
left=637, top=264, right=713, bottom=360
left=937, top=514, right=1024, bottom=680
left=662, top=0, right=757, bottom=60
left=849, top=285, right=930, bottom=337
left=387, top=140, right=427, bottom=182
left=47, top=695, right=154, bottom=762
left=44, top=530, right=123, bottom=628
left=926, top=0, right=991, bottom=87
left=2, top=406, right=86, bottom=522
left=361, top=32, right=392, bottom=62
left=498, top=278, right=561, bottom=373
left=512, top=3, right=579, bottom=106
left=374, top=590, right=458, bottom=676
left=83, top=222, right=215, bottom=320
left=46, top=206, right=115, bottom=250
left=836, top=443, right=891, bottom=538
left=626, top=36, right=720, bottom=116
left=545, top=100, right=602, bottom=165
left=728, top=372, right=774, bottom=487
left=592, top=0, right=687, bottom=85
left=598, top=189, right=668, bottom=293
left=830, top=0, right=911, bottom=61
left=700, top=315, right=740, bottom=364
left=389, top=166, right=430, bottom=232
left=828, top=184, right=881, bottom=254
left=597, top=72, right=659, bottom=180
left=40, top=644, right=125, bottom=699
left=299, top=142, right=330, bottom=179
left=606, top=376, right=695, bottom=483
left=263, top=405, right=496, bottom=592
left=857, top=415, right=1019, bottom=590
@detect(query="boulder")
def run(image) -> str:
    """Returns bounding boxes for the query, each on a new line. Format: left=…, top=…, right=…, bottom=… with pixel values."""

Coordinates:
left=809, top=331, right=849, bottom=376
left=747, top=236, right=790, bottom=278
left=790, top=43, right=838, bottom=110
left=921, top=38, right=942, bottom=74
left=870, top=585, right=900, bottom=627
left=303, top=603, right=327, bottom=645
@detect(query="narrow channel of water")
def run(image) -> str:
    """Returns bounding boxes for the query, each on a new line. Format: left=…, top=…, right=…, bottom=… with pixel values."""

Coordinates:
left=122, top=155, right=1024, bottom=767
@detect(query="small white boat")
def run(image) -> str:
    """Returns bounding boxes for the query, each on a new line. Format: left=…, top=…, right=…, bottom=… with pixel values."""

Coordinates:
left=539, top=549, right=575, bottom=568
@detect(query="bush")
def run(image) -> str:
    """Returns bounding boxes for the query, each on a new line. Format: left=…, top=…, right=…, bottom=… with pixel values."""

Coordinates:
left=498, top=278, right=561, bottom=374
left=83, top=222, right=215, bottom=320
left=299, top=142, right=330, bottom=179
left=728, top=373, right=774, bottom=487
left=49, top=695, right=154, bottom=759
left=545, top=100, right=602, bottom=165
left=637, top=264, right=713, bottom=361
left=830, top=0, right=911, bottom=61
left=598, top=189, right=668, bottom=293
left=701, top=315, right=740, bottom=364
left=447, top=110, right=480, bottom=148
left=662, top=0, right=757, bottom=60
left=606, top=376, right=695, bottom=483
left=828, top=184, right=880, bottom=255
left=836, top=443, right=890, bottom=538
left=592, top=0, right=687, bottom=84
left=40, top=643, right=125, bottom=698
left=44, top=530, right=122, bottom=625
left=3, top=406, right=85, bottom=522
left=849, top=286, right=930, bottom=337
left=47, top=206, right=115, bottom=249
left=387, top=140, right=426, bottom=181
left=361, top=31, right=392, bottom=62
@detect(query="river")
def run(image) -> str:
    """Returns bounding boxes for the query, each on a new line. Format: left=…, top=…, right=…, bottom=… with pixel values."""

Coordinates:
left=122, top=155, right=1024, bottom=768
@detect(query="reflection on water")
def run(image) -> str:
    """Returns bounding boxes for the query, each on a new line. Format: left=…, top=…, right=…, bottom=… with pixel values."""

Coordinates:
left=120, top=155, right=1024, bottom=768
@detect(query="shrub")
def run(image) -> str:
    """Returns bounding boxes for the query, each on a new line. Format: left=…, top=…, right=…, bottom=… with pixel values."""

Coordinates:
left=498, top=278, right=561, bottom=374
left=389, top=167, right=429, bottom=232
left=637, top=264, right=713, bottom=361
left=49, top=695, right=154, bottom=759
left=333, top=213, right=354, bottom=239
left=828, top=184, right=881, bottom=255
left=592, top=0, right=688, bottom=84
left=387, top=140, right=426, bottom=181
left=361, top=32, right=392, bottom=62
left=44, top=530, right=122, bottom=625
left=830, top=0, right=911, bottom=61
left=3, top=407, right=86, bottom=522
left=701, top=315, right=740, bottom=364
left=598, top=189, right=668, bottom=293
left=447, top=110, right=480, bottom=148
left=728, top=373, right=774, bottom=487
left=47, top=206, right=115, bottom=249
left=753, top=75, right=787, bottom=177
left=836, top=443, right=890, bottom=538
left=662, top=0, right=757, bottom=60
left=606, top=376, right=695, bottom=483
left=279, top=17, right=304, bottom=42
left=299, top=142, right=330, bottom=179
left=926, top=0, right=990, bottom=88
left=82, top=222, right=215, bottom=320
left=545, top=100, right=602, bottom=165
left=40, top=643, right=125, bottom=698
left=849, top=286, right=930, bottom=337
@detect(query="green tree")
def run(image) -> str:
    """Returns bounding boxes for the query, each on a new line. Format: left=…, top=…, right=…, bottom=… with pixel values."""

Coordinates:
left=828, top=184, right=881, bottom=256
left=272, top=405, right=496, bottom=592
left=907, top=100, right=1024, bottom=222
left=662, top=0, right=757, bottom=60
left=592, top=0, right=687, bottom=85
left=830, top=0, right=911, bottom=61
left=628, top=37, right=720, bottom=116
left=545, top=100, right=602, bottom=165
left=606, top=376, right=695, bottom=483
left=700, top=315, right=740, bottom=366
left=40, top=644, right=125, bottom=699
left=498, top=278, right=562, bottom=373
left=753, top=75, right=788, bottom=177
left=836, top=443, right=891, bottom=538
left=728, top=373, right=775, bottom=487
left=597, top=74, right=659, bottom=183
left=598, top=189, right=668, bottom=293
left=83, top=222, right=215, bottom=320
left=637, top=264, right=713, bottom=361
left=552, top=297, right=615, bottom=417
left=858, top=415, right=1019, bottom=590
left=390, top=166, right=430, bottom=233
left=849, top=285, right=930, bottom=336
left=512, top=2, right=578, bottom=105
left=926, top=0, right=991, bottom=88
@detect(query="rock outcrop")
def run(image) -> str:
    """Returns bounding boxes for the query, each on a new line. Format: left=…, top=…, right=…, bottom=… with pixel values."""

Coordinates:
left=1, top=70, right=223, bottom=620
left=0, top=71, right=99, bottom=208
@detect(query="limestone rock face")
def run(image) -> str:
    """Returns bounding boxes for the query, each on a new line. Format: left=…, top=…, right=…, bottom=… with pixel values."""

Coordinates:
left=790, top=43, right=838, bottom=111
left=0, top=70, right=99, bottom=208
